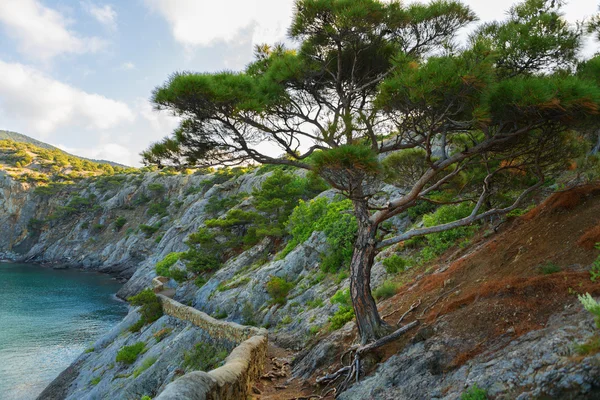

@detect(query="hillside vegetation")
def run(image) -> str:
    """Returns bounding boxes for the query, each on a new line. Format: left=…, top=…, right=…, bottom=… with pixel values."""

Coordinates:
left=0, top=138, right=136, bottom=186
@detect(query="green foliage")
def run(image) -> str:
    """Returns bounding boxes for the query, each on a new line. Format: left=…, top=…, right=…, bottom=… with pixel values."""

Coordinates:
left=139, top=224, right=159, bottom=237
left=461, top=384, right=488, bottom=400
left=91, top=223, right=104, bottom=233
left=383, top=254, right=410, bottom=274
left=329, top=288, right=355, bottom=329
left=574, top=336, right=600, bottom=355
left=329, top=303, right=355, bottom=331
left=537, top=261, right=561, bottom=275
left=331, top=288, right=351, bottom=307
left=307, top=298, right=324, bottom=309
left=133, top=356, right=158, bottom=378
left=128, top=289, right=164, bottom=331
left=383, top=148, right=429, bottom=188
left=578, top=293, right=600, bottom=329
left=283, top=197, right=357, bottom=272
left=194, top=276, right=207, bottom=288
left=373, top=280, right=399, bottom=300
left=311, top=145, right=381, bottom=183
left=116, top=342, right=146, bottom=364
left=591, top=244, right=600, bottom=283
left=33, top=182, right=70, bottom=196
left=147, top=200, right=170, bottom=217
left=420, top=203, right=478, bottom=262
left=114, top=216, right=127, bottom=231
left=147, top=183, right=165, bottom=193
left=241, top=301, right=256, bottom=326
left=90, top=376, right=101, bottom=386
left=266, top=276, right=294, bottom=305
left=155, top=252, right=184, bottom=279
left=252, top=170, right=327, bottom=237
left=141, top=396, right=152, bottom=400
left=203, top=193, right=244, bottom=216
left=27, top=218, right=46, bottom=233
left=182, top=343, right=228, bottom=372
left=473, top=0, right=581, bottom=77
left=213, top=309, right=228, bottom=319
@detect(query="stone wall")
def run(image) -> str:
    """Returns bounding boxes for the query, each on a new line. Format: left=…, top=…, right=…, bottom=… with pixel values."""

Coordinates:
left=156, top=295, right=268, bottom=400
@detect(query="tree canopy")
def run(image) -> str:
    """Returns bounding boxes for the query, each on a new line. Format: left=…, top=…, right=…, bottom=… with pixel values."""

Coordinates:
left=144, top=0, right=600, bottom=344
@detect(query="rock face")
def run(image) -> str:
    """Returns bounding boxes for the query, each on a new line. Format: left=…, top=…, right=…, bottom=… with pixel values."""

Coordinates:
left=4, top=168, right=600, bottom=399
left=339, top=306, right=600, bottom=400
left=37, top=308, right=235, bottom=400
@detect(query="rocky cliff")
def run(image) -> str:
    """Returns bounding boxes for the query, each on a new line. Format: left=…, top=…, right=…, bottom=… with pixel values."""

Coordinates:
left=2, top=149, right=600, bottom=399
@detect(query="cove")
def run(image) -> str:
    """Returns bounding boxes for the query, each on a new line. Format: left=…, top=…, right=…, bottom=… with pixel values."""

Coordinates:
left=0, top=262, right=128, bottom=400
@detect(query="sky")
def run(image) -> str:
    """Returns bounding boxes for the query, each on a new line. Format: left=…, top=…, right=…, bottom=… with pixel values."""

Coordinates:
left=0, top=0, right=597, bottom=166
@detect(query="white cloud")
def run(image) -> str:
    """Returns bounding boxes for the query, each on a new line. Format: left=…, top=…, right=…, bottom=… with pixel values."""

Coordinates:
left=0, top=60, right=135, bottom=136
left=119, top=61, right=135, bottom=70
left=82, top=2, right=117, bottom=31
left=57, top=143, right=132, bottom=166
left=0, top=0, right=107, bottom=62
left=136, top=97, right=179, bottom=137
left=144, top=0, right=294, bottom=47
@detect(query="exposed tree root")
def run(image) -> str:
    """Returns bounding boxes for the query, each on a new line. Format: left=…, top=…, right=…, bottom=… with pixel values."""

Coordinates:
left=316, top=321, right=419, bottom=397
left=418, top=283, right=463, bottom=319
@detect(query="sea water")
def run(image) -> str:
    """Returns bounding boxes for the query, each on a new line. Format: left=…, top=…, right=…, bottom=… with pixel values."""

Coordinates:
left=0, top=262, right=128, bottom=400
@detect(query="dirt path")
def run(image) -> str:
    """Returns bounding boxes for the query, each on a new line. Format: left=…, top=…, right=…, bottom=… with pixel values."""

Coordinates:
left=250, top=344, right=333, bottom=400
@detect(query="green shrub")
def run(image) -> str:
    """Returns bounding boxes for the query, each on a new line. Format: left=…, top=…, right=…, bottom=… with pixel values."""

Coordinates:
left=141, top=396, right=152, bottom=400
left=27, top=218, right=46, bottom=233
left=182, top=343, right=228, bottom=372
left=194, top=276, right=207, bottom=288
left=329, top=306, right=354, bottom=330
left=382, top=254, right=410, bottom=274
left=266, top=276, right=294, bottom=305
left=373, top=280, right=399, bottom=300
left=332, top=271, right=348, bottom=284
left=116, top=342, right=146, bottom=364
left=461, top=384, right=487, bottom=400
left=128, top=289, right=163, bottom=331
left=578, top=293, right=600, bottom=329
left=114, top=216, right=127, bottom=231
left=140, top=224, right=159, bottom=237
left=574, top=336, right=600, bottom=355
left=155, top=252, right=183, bottom=277
left=214, top=309, right=228, bottom=319
left=91, top=223, right=104, bottom=233
left=331, top=288, right=351, bottom=307
left=328, top=288, right=354, bottom=330
left=147, top=183, right=165, bottom=193
left=133, top=356, right=158, bottom=378
left=147, top=200, right=170, bottom=217
left=591, top=244, right=600, bottom=282
left=307, top=298, right=324, bottom=309
left=241, top=301, right=256, bottom=326
left=90, top=376, right=101, bottom=386
left=537, top=261, right=561, bottom=275
left=420, top=203, right=478, bottom=262
left=283, top=197, right=357, bottom=272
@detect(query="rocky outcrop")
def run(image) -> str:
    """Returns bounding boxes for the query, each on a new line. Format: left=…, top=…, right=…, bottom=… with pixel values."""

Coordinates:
left=339, top=304, right=600, bottom=400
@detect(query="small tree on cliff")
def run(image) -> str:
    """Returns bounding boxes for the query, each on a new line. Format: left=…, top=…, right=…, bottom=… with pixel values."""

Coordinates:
left=144, top=0, right=600, bottom=344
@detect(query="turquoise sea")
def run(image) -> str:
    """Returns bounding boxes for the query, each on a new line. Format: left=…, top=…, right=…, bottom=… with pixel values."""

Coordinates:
left=0, top=262, right=128, bottom=400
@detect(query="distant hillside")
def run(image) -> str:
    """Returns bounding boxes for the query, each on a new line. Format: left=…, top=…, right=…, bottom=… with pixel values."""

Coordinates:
left=0, top=130, right=128, bottom=168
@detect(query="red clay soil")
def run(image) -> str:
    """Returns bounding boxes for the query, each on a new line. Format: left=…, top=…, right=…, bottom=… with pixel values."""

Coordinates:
left=253, top=184, right=600, bottom=397
left=375, top=183, right=600, bottom=367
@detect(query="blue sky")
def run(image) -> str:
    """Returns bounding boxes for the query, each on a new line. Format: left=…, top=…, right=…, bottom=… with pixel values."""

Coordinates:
left=0, top=0, right=597, bottom=165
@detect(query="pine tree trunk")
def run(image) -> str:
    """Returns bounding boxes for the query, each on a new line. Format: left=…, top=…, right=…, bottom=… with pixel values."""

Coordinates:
left=350, top=199, right=388, bottom=344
